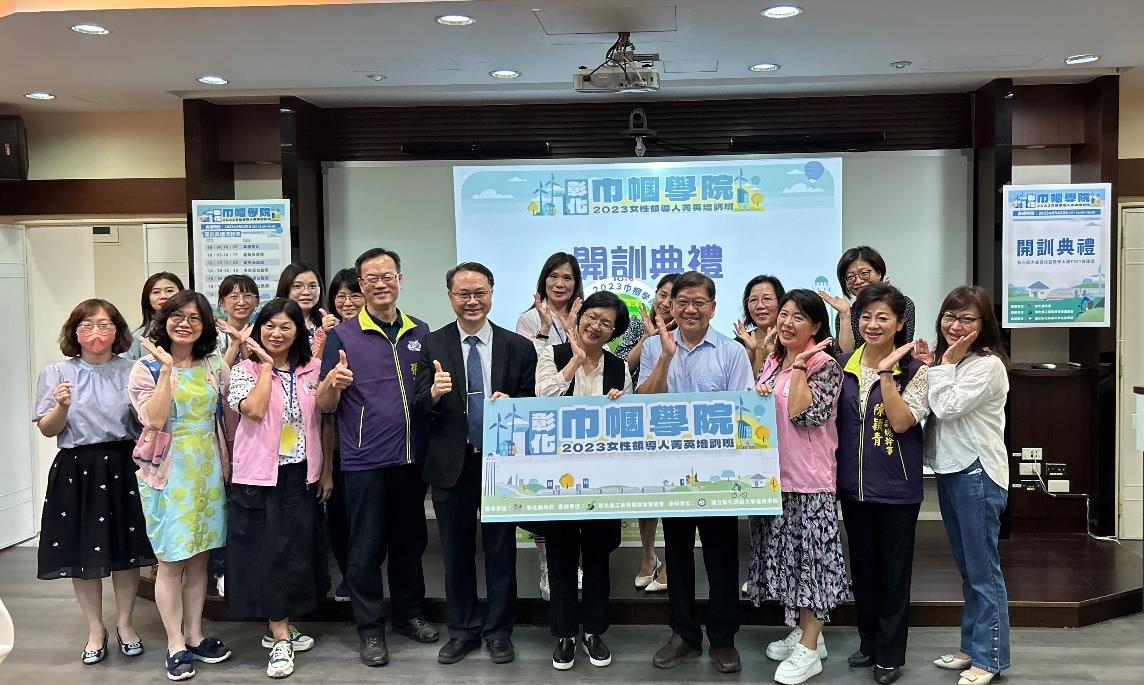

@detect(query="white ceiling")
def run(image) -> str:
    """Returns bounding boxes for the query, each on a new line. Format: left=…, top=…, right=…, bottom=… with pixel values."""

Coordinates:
left=1, top=0, right=1142, bottom=113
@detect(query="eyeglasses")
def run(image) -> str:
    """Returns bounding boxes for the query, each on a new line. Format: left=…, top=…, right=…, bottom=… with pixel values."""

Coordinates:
left=845, top=268, right=875, bottom=284
left=582, top=313, right=614, bottom=332
left=224, top=293, right=257, bottom=303
left=361, top=273, right=399, bottom=286
left=748, top=296, right=777, bottom=307
left=675, top=298, right=711, bottom=310
left=77, top=320, right=115, bottom=332
left=335, top=293, right=366, bottom=303
left=451, top=290, right=491, bottom=302
left=290, top=282, right=320, bottom=293
left=169, top=313, right=203, bottom=326
left=941, top=313, right=981, bottom=327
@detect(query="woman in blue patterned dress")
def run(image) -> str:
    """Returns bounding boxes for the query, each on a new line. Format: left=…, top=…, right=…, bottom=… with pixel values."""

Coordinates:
left=128, top=291, right=231, bottom=681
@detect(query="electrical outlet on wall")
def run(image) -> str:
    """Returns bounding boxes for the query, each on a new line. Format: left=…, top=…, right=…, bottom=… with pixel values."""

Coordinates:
left=1021, top=447, right=1043, bottom=461
left=1019, top=462, right=1041, bottom=476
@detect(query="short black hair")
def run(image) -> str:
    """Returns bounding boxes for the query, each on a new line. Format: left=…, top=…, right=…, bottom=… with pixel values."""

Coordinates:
left=854, top=283, right=913, bottom=356
left=139, top=271, right=184, bottom=331
left=149, top=290, right=219, bottom=361
left=275, top=262, right=324, bottom=327
left=741, top=274, right=786, bottom=324
left=327, top=267, right=362, bottom=315
left=217, top=274, right=258, bottom=305
left=671, top=271, right=715, bottom=299
left=446, top=262, right=495, bottom=290
left=577, top=291, right=630, bottom=343
left=656, top=273, right=680, bottom=292
left=355, top=247, right=402, bottom=274
left=773, top=288, right=831, bottom=363
left=836, top=245, right=888, bottom=297
left=249, top=298, right=312, bottom=369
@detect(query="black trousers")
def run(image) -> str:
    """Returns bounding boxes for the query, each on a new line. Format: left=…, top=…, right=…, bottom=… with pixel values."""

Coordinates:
left=432, top=449, right=517, bottom=641
left=342, top=462, right=429, bottom=639
left=326, top=449, right=349, bottom=579
left=663, top=516, right=740, bottom=648
left=539, top=519, right=621, bottom=638
left=840, top=499, right=921, bottom=668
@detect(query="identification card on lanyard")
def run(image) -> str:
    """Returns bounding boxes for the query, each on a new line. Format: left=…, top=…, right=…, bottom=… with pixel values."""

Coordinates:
left=274, top=369, right=298, bottom=455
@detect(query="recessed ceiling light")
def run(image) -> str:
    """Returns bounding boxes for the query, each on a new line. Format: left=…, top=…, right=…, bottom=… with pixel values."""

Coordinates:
left=489, top=69, right=521, bottom=79
left=761, top=5, right=802, bottom=19
left=1027, top=145, right=1047, bottom=149
left=197, top=74, right=229, bottom=85
left=365, top=73, right=386, bottom=81
left=1064, top=53, right=1100, bottom=65
left=70, top=23, right=109, bottom=35
left=890, top=60, right=912, bottom=69
left=1004, top=91, right=1015, bottom=98
left=24, top=92, right=55, bottom=100
left=748, top=63, right=781, bottom=72
left=435, top=14, right=476, bottom=26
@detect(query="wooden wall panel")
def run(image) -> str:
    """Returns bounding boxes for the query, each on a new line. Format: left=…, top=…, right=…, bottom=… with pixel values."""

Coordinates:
left=0, top=177, right=185, bottom=215
left=316, top=93, right=971, bottom=161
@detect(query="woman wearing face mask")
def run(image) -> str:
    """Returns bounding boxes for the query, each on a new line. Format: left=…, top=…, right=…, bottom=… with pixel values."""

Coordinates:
left=276, top=263, right=336, bottom=359
left=747, top=289, right=847, bottom=685
left=123, top=272, right=184, bottom=361
left=516, top=252, right=585, bottom=351
left=818, top=246, right=915, bottom=355
left=128, top=291, right=231, bottom=681
left=620, top=273, right=678, bottom=594
left=34, top=299, right=156, bottom=666
left=734, top=274, right=786, bottom=376
left=322, top=267, right=365, bottom=602
left=924, top=286, right=1011, bottom=685
left=534, top=291, right=632, bottom=671
left=227, top=298, right=328, bottom=679
left=834, top=283, right=930, bottom=685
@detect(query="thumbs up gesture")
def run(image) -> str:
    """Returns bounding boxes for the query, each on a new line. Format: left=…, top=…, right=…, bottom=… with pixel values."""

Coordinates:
left=320, top=308, right=339, bottom=332
left=330, top=349, right=353, bottom=389
left=430, top=359, right=453, bottom=402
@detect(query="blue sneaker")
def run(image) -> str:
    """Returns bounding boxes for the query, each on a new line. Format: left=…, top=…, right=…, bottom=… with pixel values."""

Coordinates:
left=166, top=649, right=196, bottom=681
left=185, top=637, right=232, bottom=664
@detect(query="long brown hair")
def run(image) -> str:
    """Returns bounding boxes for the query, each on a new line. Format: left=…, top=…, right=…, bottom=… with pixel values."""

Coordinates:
left=933, top=286, right=1010, bottom=368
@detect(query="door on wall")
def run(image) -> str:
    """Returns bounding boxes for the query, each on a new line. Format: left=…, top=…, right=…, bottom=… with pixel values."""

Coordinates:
left=1117, top=207, right=1144, bottom=539
left=0, top=225, right=35, bottom=549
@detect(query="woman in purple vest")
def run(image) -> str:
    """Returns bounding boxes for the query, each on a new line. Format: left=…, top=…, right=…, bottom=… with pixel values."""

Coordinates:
left=226, top=298, right=327, bottom=679
left=834, top=283, right=930, bottom=685
left=533, top=290, right=632, bottom=671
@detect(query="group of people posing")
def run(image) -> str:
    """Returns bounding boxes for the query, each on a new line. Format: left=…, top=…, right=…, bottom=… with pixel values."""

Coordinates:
left=34, top=244, right=1011, bottom=685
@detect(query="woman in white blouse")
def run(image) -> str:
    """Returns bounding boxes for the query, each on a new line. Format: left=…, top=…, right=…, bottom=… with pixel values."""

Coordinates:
left=533, top=290, right=631, bottom=671
left=921, top=286, right=1011, bottom=685
left=516, top=251, right=585, bottom=599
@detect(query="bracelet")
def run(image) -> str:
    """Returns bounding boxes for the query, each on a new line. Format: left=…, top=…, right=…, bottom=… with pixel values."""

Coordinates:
left=792, top=364, right=808, bottom=372
left=877, top=369, right=894, bottom=375
left=534, top=332, right=549, bottom=340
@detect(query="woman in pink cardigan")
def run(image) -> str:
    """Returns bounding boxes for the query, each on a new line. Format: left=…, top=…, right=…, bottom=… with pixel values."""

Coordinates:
left=745, top=289, right=848, bottom=685
left=225, top=298, right=328, bottom=679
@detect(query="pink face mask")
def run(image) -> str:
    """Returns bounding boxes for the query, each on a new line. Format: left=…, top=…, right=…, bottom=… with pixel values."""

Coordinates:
left=78, top=328, right=114, bottom=355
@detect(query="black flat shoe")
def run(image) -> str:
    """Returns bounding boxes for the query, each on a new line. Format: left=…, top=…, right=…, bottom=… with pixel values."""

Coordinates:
left=116, top=628, right=144, bottom=657
left=360, top=636, right=389, bottom=667
left=875, top=665, right=903, bottom=684
left=437, top=637, right=481, bottom=664
left=848, top=650, right=873, bottom=668
left=82, top=629, right=108, bottom=665
left=393, top=617, right=439, bottom=644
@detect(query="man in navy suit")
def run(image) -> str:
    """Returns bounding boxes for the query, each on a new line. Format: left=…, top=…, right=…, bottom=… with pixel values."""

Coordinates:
left=411, top=261, right=537, bottom=665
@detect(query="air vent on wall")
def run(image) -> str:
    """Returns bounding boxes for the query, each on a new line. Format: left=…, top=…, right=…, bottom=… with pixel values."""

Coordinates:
left=92, top=226, right=119, bottom=244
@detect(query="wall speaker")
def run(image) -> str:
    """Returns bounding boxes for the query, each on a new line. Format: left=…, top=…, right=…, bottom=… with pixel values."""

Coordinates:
left=0, top=115, right=29, bottom=181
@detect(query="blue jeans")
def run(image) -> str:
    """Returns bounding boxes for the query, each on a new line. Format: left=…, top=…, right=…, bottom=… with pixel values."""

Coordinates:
left=935, top=459, right=1011, bottom=674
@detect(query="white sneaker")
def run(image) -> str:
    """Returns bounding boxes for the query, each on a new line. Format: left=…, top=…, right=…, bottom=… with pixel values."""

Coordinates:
left=774, top=643, right=823, bottom=684
left=266, top=640, right=294, bottom=679
left=766, top=627, right=827, bottom=661
left=262, top=624, right=314, bottom=652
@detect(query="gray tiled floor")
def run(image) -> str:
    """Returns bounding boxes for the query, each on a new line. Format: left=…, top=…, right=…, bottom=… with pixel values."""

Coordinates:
left=2, top=546, right=1142, bottom=683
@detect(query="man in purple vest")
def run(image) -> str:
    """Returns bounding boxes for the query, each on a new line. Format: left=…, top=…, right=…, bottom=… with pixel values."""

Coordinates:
left=317, top=247, right=437, bottom=668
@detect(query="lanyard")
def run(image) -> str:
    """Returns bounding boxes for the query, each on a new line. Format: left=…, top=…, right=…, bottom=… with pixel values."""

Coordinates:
left=272, top=367, right=296, bottom=415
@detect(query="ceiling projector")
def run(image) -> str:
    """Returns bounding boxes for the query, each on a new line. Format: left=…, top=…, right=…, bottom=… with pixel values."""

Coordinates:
left=573, top=64, right=661, bottom=93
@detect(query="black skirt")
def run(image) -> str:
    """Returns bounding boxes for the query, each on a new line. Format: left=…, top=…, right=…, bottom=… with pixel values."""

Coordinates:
left=37, top=440, right=157, bottom=580
left=226, top=462, right=317, bottom=621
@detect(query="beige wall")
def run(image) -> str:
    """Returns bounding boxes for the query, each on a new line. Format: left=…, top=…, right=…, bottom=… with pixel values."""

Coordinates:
left=1121, top=83, right=1144, bottom=159
left=234, top=163, right=283, bottom=199
left=22, top=110, right=184, bottom=180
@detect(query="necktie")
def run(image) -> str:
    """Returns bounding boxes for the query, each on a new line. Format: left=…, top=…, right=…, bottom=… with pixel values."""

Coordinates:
left=465, top=335, right=484, bottom=450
